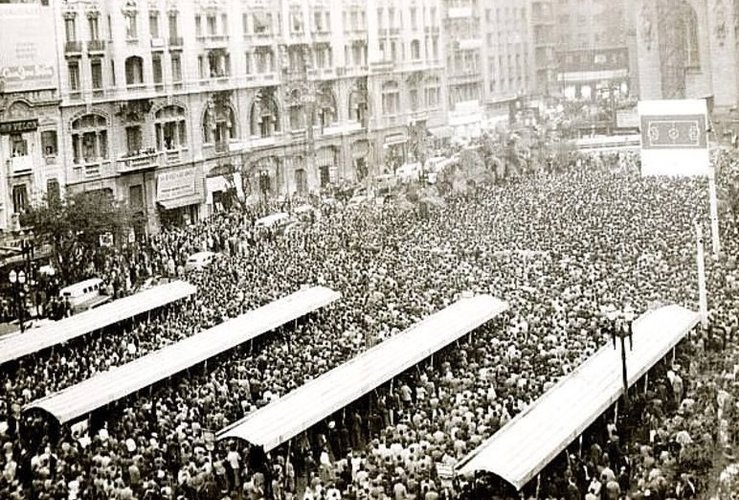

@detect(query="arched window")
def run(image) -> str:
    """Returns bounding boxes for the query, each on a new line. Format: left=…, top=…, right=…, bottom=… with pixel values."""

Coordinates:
left=250, top=89, right=281, bottom=137
left=155, top=105, right=187, bottom=151
left=287, top=89, right=304, bottom=131
left=316, top=86, right=337, bottom=129
left=682, top=5, right=699, bottom=68
left=125, top=56, right=144, bottom=86
left=410, top=39, right=421, bottom=60
left=71, top=113, right=108, bottom=164
left=348, top=81, right=368, bottom=125
left=203, top=103, right=236, bottom=152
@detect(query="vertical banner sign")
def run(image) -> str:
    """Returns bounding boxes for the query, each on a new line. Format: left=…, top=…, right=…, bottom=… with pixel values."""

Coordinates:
left=637, top=99, right=710, bottom=177
left=0, top=3, right=57, bottom=93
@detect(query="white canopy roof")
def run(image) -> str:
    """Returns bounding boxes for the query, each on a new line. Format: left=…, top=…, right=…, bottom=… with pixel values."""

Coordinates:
left=0, top=280, right=197, bottom=366
left=24, top=286, right=340, bottom=425
left=456, top=304, right=700, bottom=489
left=217, top=294, right=509, bottom=451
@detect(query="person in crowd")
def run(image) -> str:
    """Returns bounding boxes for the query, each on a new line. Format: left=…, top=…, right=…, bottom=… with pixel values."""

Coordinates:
left=2, top=131, right=739, bottom=500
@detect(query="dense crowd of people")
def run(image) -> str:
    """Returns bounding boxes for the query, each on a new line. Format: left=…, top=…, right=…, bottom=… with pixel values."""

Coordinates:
left=0, top=137, right=738, bottom=499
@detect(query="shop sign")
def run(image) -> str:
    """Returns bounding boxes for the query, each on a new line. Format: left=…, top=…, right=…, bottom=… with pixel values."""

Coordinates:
left=0, top=119, right=38, bottom=135
left=157, top=167, right=196, bottom=201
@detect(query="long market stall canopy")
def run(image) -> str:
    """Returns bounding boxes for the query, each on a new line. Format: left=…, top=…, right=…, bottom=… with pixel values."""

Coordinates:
left=24, top=285, right=341, bottom=425
left=217, top=294, right=509, bottom=451
left=456, top=304, right=700, bottom=490
left=0, top=280, right=197, bottom=366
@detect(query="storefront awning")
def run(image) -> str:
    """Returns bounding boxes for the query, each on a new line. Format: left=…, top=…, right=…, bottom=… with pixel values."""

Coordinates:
left=157, top=193, right=204, bottom=210
left=428, top=126, right=454, bottom=139
left=384, top=134, right=407, bottom=147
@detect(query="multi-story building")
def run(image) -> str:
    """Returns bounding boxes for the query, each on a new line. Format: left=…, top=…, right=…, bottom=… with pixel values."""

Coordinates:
left=441, top=0, right=484, bottom=140
left=554, top=0, right=630, bottom=100
left=481, top=2, right=534, bottom=125
left=0, top=0, right=62, bottom=232
left=367, top=0, right=447, bottom=171
left=48, top=0, right=448, bottom=234
left=635, top=0, right=737, bottom=108
left=530, top=0, right=557, bottom=97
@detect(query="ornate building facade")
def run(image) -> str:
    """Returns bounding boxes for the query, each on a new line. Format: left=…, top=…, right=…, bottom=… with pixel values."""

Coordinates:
left=554, top=0, right=630, bottom=100
left=0, top=1, right=62, bottom=232
left=48, top=0, right=446, bottom=233
left=635, top=0, right=738, bottom=113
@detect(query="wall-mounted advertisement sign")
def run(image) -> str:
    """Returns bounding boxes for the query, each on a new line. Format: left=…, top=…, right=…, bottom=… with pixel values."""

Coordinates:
left=0, top=3, right=57, bottom=93
left=0, top=119, right=38, bottom=135
left=637, top=99, right=710, bottom=177
left=157, top=167, right=196, bottom=201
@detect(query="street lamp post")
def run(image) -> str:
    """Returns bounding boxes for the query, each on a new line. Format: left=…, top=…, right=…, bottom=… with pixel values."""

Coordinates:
left=9, top=269, right=26, bottom=333
left=606, top=306, right=635, bottom=408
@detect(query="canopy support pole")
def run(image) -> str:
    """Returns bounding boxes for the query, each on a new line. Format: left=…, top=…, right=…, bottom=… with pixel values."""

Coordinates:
left=535, top=473, right=541, bottom=499
left=644, top=372, right=649, bottom=395
left=614, top=401, right=618, bottom=423
left=672, top=347, right=676, bottom=365
left=578, top=434, right=583, bottom=457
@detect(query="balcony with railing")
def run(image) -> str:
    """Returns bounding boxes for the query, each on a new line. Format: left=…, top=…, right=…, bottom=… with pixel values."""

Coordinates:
left=116, top=150, right=160, bottom=174
left=370, top=60, right=394, bottom=73
left=198, top=34, right=230, bottom=49
left=68, top=160, right=115, bottom=184
left=6, top=155, right=33, bottom=176
left=161, top=148, right=188, bottom=166
left=65, top=41, right=83, bottom=56
left=150, top=37, right=166, bottom=49
left=87, top=39, right=107, bottom=53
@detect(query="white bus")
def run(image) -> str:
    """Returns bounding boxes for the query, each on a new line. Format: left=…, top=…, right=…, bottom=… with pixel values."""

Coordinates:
left=59, top=278, right=110, bottom=312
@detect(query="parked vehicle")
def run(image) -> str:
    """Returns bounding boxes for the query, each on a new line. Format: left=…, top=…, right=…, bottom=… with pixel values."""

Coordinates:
left=185, top=251, right=217, bottom=272
left=59, top=278, right=110, bottom=312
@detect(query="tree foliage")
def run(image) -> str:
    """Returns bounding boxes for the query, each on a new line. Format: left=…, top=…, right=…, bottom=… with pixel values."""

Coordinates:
left=21, top=190, right=132, bottom=284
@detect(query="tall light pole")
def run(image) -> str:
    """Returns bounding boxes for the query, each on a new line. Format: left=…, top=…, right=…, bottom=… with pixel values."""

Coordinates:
left=605, top=305, right=635, bottom=409
left=9, top=269, right=26, bottom=333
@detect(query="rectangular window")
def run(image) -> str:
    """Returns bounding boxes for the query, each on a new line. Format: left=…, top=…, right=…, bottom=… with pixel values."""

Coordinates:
left=41, top=131, right=58, bottom=157
left=152, top=53, right=163, bottom=84
left=168, top=12, right=178, bottom=38
left=243, top=13, right=249, bottom=34
left=111, top=60, right=116, bottom=86
left=125, top=126, right=143, bottom=155
left=410, top=88, right=418, bottom=111
left=198, top=55, right=205, bottom=78
left=410, top=8, right=417, bottom=30
left=149, top=11, right=160, bottom=38
left=207, top=15, right=216, bottom=35
left=88, top=15, right=99, bottom=40
left=68, top=61, right=80, bottom=90
left=171, top=53, right=182, bottom=82
left=10, top=134, right=27, bottom=157
left=91, top=58, right=103, bottom=89
left=46, top=179, right=60, bottom=206
left=12, top=184, right=28, bottom=214
left=221, top=14, right=228, bottom=35
left=65, top=17, right=76, bottom=42
left=129, top=184, right=144, bottom=209
left=125, top=13, right=138, bottom=40
left=195, top=15, right=202, bottom=37
left=245, top=52, right=252, bottom=74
